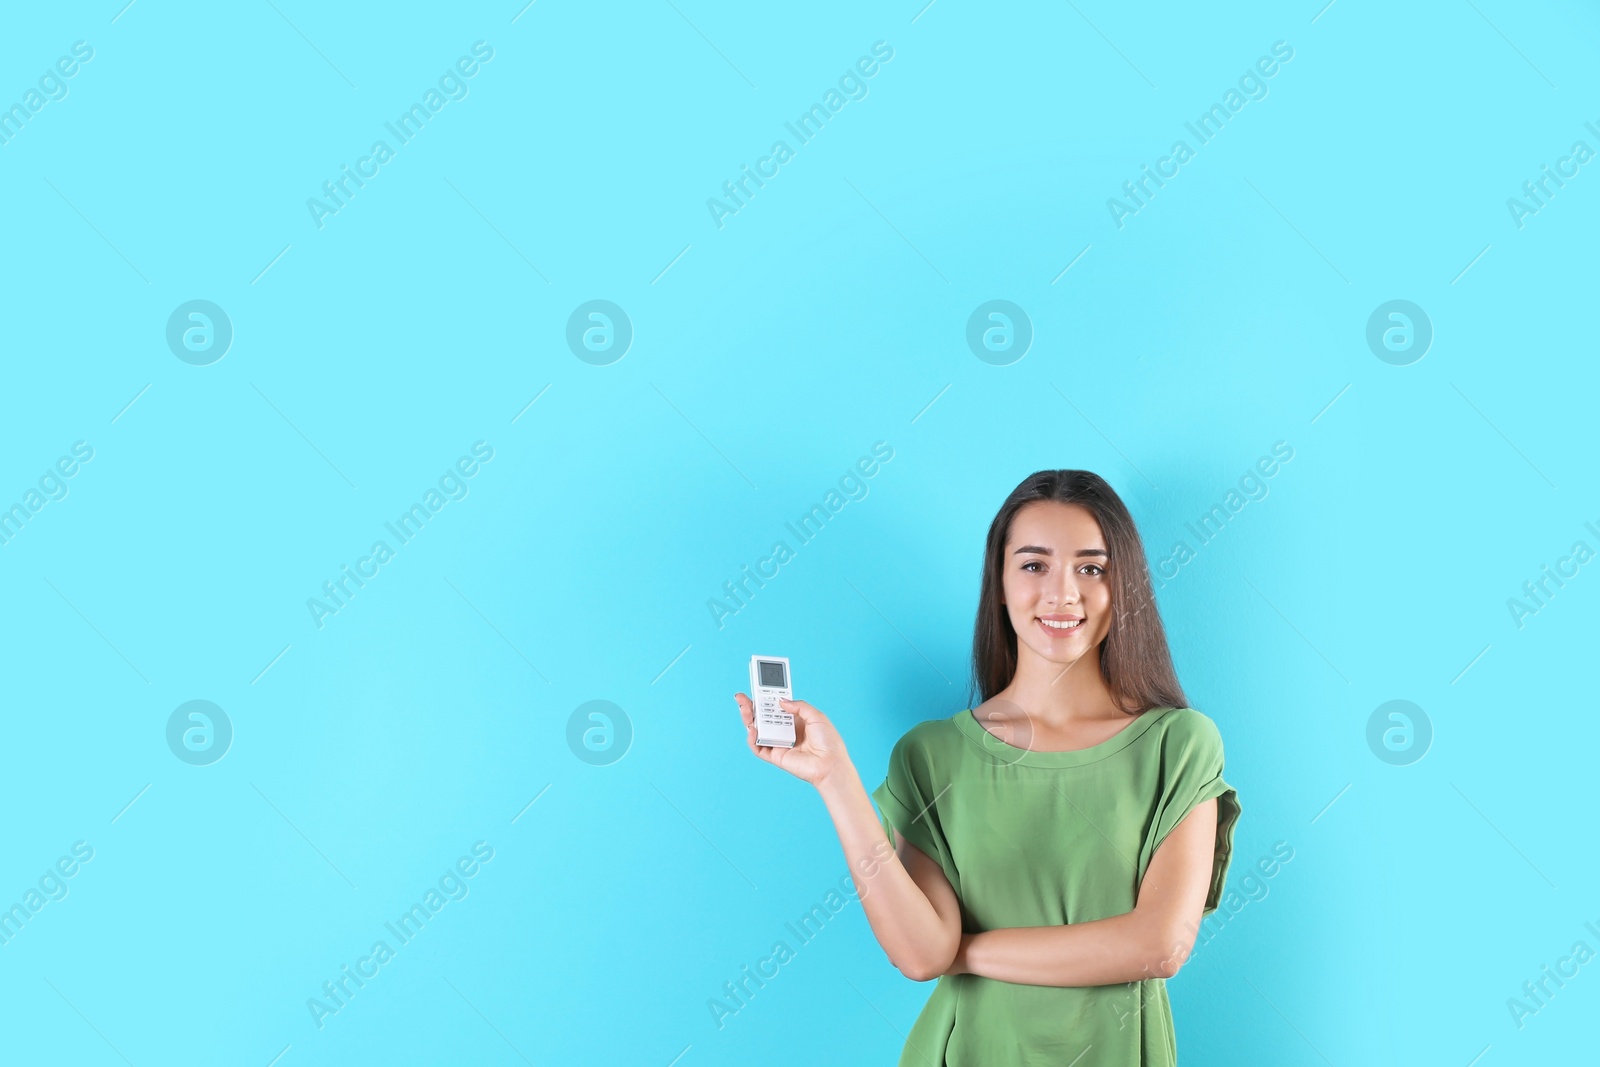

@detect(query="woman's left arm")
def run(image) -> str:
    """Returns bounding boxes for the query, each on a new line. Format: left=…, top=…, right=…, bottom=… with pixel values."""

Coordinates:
left=948, top=797, right=1218, bottom=987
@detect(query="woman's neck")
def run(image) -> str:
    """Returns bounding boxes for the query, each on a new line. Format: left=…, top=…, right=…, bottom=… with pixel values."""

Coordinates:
left=996, top=643, right=1126, bottom=725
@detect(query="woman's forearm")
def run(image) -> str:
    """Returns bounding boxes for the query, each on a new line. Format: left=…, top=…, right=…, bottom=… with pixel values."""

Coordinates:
left=956, top=794, right=1218, bottom=988
left=815, top=758, right=959, bottom=980
left=953, top=912, right=1184, bottom=987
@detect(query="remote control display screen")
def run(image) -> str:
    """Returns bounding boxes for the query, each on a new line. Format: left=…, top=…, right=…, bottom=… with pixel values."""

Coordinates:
left=758, top=660, right=786, bottom=688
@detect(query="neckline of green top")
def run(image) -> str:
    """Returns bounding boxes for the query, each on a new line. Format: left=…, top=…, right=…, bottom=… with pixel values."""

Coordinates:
left=953, top=705, right=1179, bottom=767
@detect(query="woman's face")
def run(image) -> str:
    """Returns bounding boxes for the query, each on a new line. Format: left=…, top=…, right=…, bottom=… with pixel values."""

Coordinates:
left=1000, top=501, right=1114, bottom=666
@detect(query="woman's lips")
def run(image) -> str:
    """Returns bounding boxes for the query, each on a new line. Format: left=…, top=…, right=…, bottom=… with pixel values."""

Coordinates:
left=1036, top=616, right=1084, bottom=638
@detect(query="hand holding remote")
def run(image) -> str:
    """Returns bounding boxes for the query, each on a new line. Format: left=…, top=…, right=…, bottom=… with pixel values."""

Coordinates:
left=734, top=693, right=852, bottom=788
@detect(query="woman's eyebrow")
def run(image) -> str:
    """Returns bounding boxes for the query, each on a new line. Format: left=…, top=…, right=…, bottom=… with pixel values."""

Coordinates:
left=1011, top=545, right=1108, bottom=557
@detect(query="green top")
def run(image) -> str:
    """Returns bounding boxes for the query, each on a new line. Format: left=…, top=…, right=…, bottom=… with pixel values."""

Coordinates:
left=871, top=705, right=1241, bottom=1067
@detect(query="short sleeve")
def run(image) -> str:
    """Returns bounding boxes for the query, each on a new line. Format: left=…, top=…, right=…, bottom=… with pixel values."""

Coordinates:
left=1140, top=710, right=1242, bottom=916
left=870, top=725, right=955, bottom=880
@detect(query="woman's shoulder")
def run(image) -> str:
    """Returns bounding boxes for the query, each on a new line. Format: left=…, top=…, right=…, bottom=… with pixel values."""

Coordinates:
left=1145, top=705, right=1227, bottom=751
left=887, top=710, right=968, bottom=757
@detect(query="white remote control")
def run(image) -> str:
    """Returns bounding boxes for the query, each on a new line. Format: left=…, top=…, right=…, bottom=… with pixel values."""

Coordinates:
left=749, top=655, right=796, bottom=748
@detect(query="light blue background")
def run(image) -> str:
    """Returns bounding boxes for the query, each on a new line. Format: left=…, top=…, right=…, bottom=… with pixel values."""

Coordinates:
left=2, top=1, right=1597, bottom=1064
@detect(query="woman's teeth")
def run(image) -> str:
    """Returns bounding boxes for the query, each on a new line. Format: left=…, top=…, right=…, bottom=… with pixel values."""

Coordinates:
left=1039, top=618, right=1082, bottom=630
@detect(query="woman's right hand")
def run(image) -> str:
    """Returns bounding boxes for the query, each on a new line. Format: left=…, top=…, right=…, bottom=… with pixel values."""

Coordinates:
left=734, top=693, right=852, bottom=789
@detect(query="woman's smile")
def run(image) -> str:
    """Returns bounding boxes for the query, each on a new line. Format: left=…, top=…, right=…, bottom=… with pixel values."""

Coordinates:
left=1036, top=613, right=1085, bottom=637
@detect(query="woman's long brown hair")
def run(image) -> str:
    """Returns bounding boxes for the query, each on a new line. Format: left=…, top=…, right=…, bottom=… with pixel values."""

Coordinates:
left=969, top=470, right=1188, bottom=716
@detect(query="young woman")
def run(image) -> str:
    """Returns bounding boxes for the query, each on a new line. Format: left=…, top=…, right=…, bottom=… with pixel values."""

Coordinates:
left=734, top=469, right=1241, bottom=1066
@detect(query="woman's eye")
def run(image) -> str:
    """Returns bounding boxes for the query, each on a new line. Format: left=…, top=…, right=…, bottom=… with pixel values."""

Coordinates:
left=1081, top=564, right=1105, bottom=576
left=1022, top=560, right=1044, bottom=573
